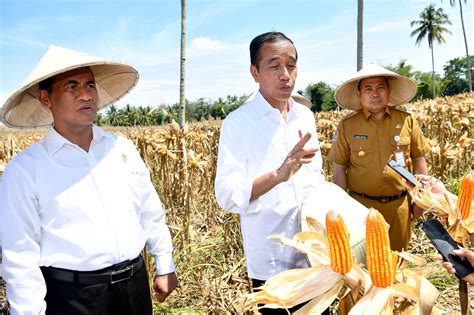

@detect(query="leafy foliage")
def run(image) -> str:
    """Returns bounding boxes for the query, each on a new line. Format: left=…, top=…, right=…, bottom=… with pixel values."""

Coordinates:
left=93, top=56, right=471, bottom=127
left=386, top=56, right=472, bottom=100
left=443, top=56, right=474, bottom=96
left=304, top=81, right=337, bottom=112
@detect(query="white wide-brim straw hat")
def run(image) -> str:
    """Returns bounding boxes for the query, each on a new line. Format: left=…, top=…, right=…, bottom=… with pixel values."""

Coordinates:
left=1, top=45, right=139, bottom=129
left=291, top=94, right=312, bottom=108
left=334, top=63, right=417, bottom=110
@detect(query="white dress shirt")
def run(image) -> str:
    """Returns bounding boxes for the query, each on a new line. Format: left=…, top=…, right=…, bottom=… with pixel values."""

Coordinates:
left=0, top=125, right=175, bottom=315
left=215, top=91, right=325, bottom=280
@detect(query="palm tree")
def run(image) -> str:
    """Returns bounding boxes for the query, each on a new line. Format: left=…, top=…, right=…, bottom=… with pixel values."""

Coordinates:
left=106, top=104, right=121, bottom=126
left=449, top=0, right=472, bottom=92
left=386, top=59, right=415, bottom=78
left=410, top=5, right=452, bottom=98
left=94, top=112, right=107, bottom=126
left=178, top=0, right=186, bottom=127
left=357, top=0, right=363, bottom=71
left=137, top=106, right=154, bottom=126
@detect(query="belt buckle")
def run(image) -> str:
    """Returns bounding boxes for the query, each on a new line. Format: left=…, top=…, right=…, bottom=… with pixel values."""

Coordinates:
left=380, top=197, right=388, bottom=203
left=110, top=265, right=133, bottom=284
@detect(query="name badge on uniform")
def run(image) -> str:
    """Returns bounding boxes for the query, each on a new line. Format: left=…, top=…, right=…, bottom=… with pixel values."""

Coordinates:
left=353, top=135, right=368, bottom=139
left=393, top=135, right=406, bottom=166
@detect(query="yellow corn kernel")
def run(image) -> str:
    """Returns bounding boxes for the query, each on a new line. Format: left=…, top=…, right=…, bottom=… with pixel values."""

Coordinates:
left=326, top=210, right=353, bottom=274
left=457, top=171, right=474, bottom=220
left=365, top=208, right=395, bottom=288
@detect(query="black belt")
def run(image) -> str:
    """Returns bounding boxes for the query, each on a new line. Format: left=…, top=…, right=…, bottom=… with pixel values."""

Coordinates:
left=41, top=256, right=143, bottom=285
left=350, top=190, right=408, bottom=203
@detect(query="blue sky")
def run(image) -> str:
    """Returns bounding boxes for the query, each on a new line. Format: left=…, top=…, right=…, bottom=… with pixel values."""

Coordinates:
left=1, top=0, right=472, bottom=107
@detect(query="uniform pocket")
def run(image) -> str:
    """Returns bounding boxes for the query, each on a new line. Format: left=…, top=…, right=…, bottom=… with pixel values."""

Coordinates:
left=349, top=139, right=373, bottom=166
left=390, top=135, right=411, bottom=153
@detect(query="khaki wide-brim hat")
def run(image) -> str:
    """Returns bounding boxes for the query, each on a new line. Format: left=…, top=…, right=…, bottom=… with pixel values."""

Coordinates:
left=1, top=45, right=139, bottom=129
left=334, top=63, right=417, bottom=110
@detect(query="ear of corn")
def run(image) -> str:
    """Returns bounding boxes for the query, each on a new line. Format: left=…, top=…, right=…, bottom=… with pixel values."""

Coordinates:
left=325, top=210, right=353, bottom=274
left=457, top=171, right=473, bottom=220
left=365, top=208, right=395, bottom=288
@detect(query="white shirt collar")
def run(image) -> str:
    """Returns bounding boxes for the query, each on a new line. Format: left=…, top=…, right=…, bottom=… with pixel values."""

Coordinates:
left=252, top=91, right=302, bottom=117
left=45, top=124, right=112, bottom=157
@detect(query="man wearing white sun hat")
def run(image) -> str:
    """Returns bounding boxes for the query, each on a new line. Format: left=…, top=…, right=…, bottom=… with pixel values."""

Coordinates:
left=0, top=45, right=177, bottom=314
left=327, top=64, right=431, bottom=252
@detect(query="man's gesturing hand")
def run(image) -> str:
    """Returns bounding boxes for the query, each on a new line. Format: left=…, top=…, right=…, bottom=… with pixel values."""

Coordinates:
left=276, top=132, right=319, bottom=183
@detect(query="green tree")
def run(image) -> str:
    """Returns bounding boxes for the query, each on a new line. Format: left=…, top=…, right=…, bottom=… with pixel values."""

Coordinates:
left=122, top=104, right=139, bottom=126
left=442, top=56, right=474, bottom=95
left=412, top=71, right=446, bottom=100
left=321, top=93, right=337, bottom=111
left=187, top=97, right=210, bottom=121
left=210, top=100, right=227, bottom=119
left=410, top=4, right=452, bottom=98
left=448, top=0, right=472, bottom=92
left=105, top=104, right=124, bottom=126
left=136, top=106, right=154, bottom=126
left=305, top=82, right=334, bottom=112
left=385, top=59, right=415, bottom=79
left=151, top=106, right=168, bottom=125
left=94, top=112, right=107, bottom=126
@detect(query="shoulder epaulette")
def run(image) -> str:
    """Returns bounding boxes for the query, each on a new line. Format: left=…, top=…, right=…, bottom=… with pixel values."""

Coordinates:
left=341, top=110, right=359, bottom=121
left=393, top=105, right=413, bottom=115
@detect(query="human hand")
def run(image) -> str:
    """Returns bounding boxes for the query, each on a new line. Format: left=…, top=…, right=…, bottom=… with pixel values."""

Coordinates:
left=437, top=247, right=474, bottom=284
left=411, top=204, right=424, bottom=219
left=276, top=132, right=319, bottom=183
left=154, top=272, right=178, bottom=302
left=415, top=174, right=447, bottom=194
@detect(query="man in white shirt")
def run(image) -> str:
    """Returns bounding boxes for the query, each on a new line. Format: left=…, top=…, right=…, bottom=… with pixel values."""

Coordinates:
left=215, top=32, right=326, bottom=314
left=0, top=46, right=177, bottom=314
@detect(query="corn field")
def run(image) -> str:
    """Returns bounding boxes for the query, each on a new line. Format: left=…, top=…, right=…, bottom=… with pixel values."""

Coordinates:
left=0, top=92, right=473, bottom=313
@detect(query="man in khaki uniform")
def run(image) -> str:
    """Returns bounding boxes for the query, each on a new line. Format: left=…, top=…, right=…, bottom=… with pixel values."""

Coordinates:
left=327, top=64, right=431, bottom=251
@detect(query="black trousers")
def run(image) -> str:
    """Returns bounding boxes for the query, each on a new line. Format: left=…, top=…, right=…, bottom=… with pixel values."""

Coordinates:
left=251, top=278, right=330, bottom=315
left=41, top=258, right=152, bottom=315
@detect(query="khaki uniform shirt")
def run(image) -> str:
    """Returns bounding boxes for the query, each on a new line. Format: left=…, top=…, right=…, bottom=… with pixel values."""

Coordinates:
left=327, top=107, right=430, bottom=196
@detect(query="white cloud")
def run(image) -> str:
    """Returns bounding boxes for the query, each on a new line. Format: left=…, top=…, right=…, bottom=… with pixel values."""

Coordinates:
left=188, top=37, right=229, bottom=58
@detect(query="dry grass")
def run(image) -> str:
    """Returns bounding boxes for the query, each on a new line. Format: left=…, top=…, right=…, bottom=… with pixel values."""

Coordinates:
left=0, top=92, right=473, bottom=313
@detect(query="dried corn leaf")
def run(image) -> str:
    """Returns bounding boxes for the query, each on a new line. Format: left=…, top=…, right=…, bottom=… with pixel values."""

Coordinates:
left=349, top=286, right=393, bottom=315
left=247, top=266, right=341, bottom=309
left=293, top=279, right=345, bottom=315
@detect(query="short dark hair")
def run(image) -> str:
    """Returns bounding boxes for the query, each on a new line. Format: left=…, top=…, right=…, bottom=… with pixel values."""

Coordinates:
left=249, top=31, right=297, bottom=69
left=38, top=76, right=56, bottom=93
left=37, top=67, right=95, bottom=93
left=357, top=76, right=390, bottom=91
